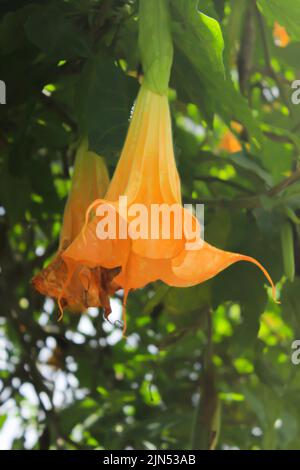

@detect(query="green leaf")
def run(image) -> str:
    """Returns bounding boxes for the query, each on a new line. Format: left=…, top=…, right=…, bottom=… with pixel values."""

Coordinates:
left=228, top=152, right=272, bottom=186
left=205, top=208, right=231, bottom=248
left=25, top=5, right=91, bottom=59
left=0, top=414, right=7, bottom=430
left=170, top=0, right=225, bottom=122
left=171, top=0, right=225, bottom=77
left=257, top=0, right=300, bottom=41
left=75, top=54, right=138, bottom=156
left=171, top=0, right=264, bottom=146
left=165, top=284, right=211, bottom=316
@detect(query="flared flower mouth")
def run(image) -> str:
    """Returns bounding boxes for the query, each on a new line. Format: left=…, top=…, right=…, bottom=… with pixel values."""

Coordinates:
left=62, top=84, right=278, bottom=334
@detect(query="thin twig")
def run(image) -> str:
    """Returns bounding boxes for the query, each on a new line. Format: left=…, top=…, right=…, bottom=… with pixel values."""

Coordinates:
left=194, top=176, right=255, bottom=194
left=187, top=167, right=300, bottom=209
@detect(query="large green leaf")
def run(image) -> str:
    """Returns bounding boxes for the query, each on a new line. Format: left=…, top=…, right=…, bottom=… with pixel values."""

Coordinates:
left=25, top=4, right=91, bottom=59
left=257, top=0, right=300, bottom=40
left=171, top=0, right=264, bottom=147
left=171, top=0, right=225, bottom=77
left=75, top=54, right=138, bottom=157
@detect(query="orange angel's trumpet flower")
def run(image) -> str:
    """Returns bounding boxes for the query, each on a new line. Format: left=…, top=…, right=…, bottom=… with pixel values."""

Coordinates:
left=32, top=139, right=120, bottom=316
left=59, top=140, right=110, bottom=250
left=219, top=130, right=242, bottom=153
left=63, top=85, right=278, bottom=334
left=273, top=22, right=290, bottom=48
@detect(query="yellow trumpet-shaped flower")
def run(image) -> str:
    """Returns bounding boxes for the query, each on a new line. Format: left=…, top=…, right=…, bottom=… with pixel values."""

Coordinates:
left=59, top=140, right=110, bottom=250
left=62, top=85, right=278, bottom=333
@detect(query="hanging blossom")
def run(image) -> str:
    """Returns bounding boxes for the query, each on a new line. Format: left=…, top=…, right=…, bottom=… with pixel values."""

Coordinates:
left=32, top=139, right=120, bottom=317
left=62, top=85, right=278, bottom=333
left=61, top=0, right=278, bottom=334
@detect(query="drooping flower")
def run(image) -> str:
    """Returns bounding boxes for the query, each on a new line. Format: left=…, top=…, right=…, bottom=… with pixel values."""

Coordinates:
left=62, top=84, right=277, bottom=332
left=273, top=22, right=290, bottom=47
left=32, top=139, right=119, bottom=316
left=62, top=0, right=278, bottom=333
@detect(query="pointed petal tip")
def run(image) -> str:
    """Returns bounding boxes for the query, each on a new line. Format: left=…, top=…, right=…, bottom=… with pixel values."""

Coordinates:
left=237, top=254, right=280, bottom=304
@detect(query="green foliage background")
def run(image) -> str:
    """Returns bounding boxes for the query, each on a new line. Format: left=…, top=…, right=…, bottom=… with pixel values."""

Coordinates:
left=1, top=0, right=300, bottom=450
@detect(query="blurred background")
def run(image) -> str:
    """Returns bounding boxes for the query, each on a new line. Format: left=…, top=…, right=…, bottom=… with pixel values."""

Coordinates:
left=1, top=0, right=300, bottom=450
